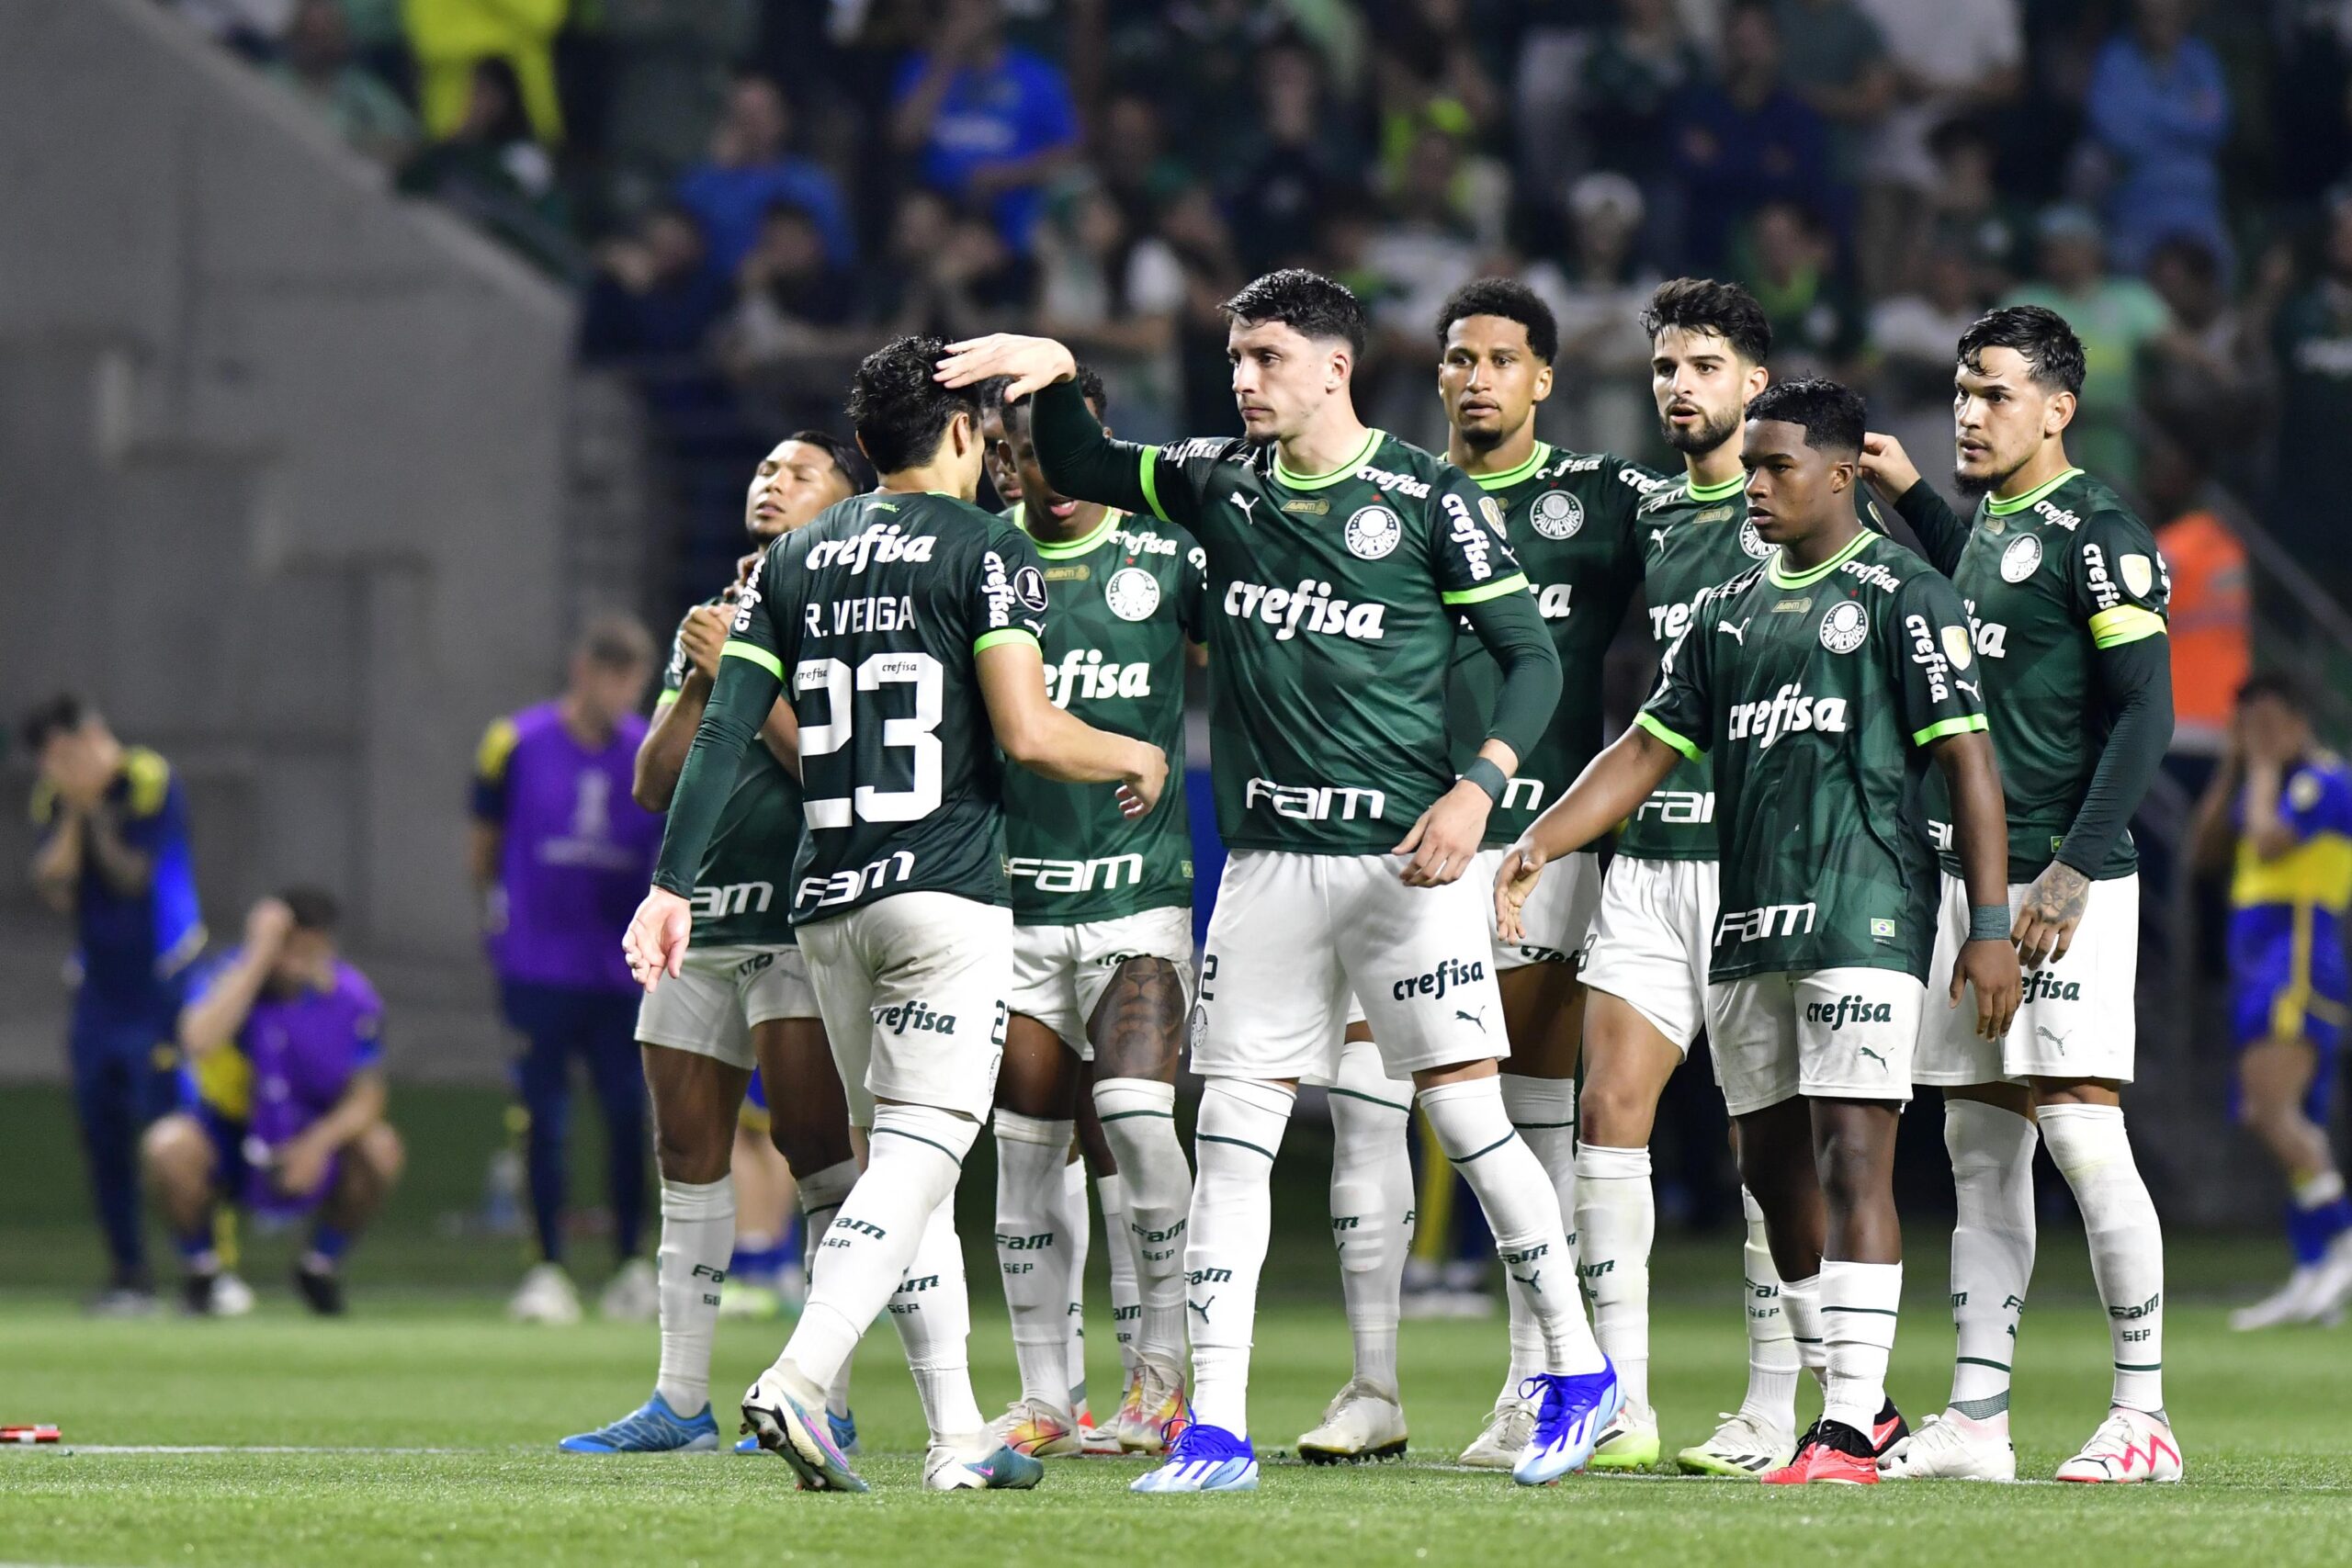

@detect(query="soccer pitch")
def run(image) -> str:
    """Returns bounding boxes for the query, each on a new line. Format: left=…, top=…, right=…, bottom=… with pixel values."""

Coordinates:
left=5, top=1279, right=2349, bottom=1568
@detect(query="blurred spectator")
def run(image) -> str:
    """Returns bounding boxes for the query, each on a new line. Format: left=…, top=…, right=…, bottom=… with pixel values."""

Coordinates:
left=267, top=0, right=418, bottom=166
left=673, top=73, right=855, bottom=281
left=1853, top=0, right=2022, bottom=292
left=578, top=204, right=729, bottom=366
left=2143, top=435, right=2248, bottom=757
left=1228, top=38, right=1349, bottom=276
left=398, top=57, right=577, bottom=279
left=1160, top=183, right=1250, bottom=436
left=2271, top=5, right=2352, bottom=207
left=403, top=0, right=568, bottom=147
left=718, top=204, right=861, bottom=393
left=1918, top=118, right=2034, bottom=296
left=890, top=0, right=1080, bottom=253
left=1772, top=0, right=1894, bottom=188
left=2004, top=205, right=2170, bottom=483
left=1582, top=0, right=1706, bottom=262
left=1035, top=186, right=1186, bottom=441
left=1872, top=248, right=1986, bottom=406
left=1550, top=172, right=1664, bottom=457
left=171, top=0, right=298, bottom=60
left=2141, top=234, right=2273, bottom=464
left=1365, top=126, right=1483, bottom=375
left=863, top=190, right=1037, bottom=343
left=1095, top=90, right=1193, bottom=232
left=2268, top=191, right=2352, bottom=591
left=2081, top=0, right=2231, bottom=273
left=1737, top=201, right=1866, bottom=379
left=1373, top=0, right=1503, bottom=182
left=1673, top=4, right=1834, bottom=270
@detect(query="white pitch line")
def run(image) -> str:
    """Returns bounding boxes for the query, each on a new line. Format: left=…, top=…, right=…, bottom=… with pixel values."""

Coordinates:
left=54, top=1444, right=475, bottom=1455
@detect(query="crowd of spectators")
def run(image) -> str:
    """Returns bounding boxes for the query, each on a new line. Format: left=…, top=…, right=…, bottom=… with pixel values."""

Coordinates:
left=168, top=0, right=2352, bottom=616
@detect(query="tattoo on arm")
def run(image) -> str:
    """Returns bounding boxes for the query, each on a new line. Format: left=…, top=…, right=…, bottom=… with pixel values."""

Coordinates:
left=2027, top=862, right=2089, bottom=926
left=1087, top=956, right=1188, bottom=1082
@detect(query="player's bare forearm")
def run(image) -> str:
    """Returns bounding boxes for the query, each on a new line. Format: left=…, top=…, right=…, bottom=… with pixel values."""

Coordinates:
left=82, top=807, right=152, bottom=898
left=28, top=816, right=81, bottom=912
left=981, top=646, right=1166, bottom=807
left=634, top=679, right=711, bottom=810
left=2188, top=754, right=2241, bottom=873
left=1524, top=727, right=1680, bottom=861
left=177, top=945, right=275, bottom=1057
left=2240, top=758, right=2301, bottom=862
left=1932, top=729, right=2010, bottom=911
left=308, top=1070, right=389, bottom=1153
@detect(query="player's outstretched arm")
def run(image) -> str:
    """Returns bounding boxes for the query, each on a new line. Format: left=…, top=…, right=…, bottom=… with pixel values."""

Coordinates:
left=978, top=639, right=1168, bottom=817
left=2186, top=737, right=2243, bottom=874
left=934, top=333, right=1078, bottom=402
left=1495, top=725, right=1681, bottom=942
left=969, top=362, right=1170, bottom=521
left=1860, top=433, right=1968, bottom=575
left=178, top=897, right=294, bottom=1056
left=1933, top=728, right=2022, bottom=1039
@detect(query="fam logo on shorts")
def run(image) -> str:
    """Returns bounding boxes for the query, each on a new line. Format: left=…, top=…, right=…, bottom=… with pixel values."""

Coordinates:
left=1738, top=518, right=1773, bottom=559
left=1819, top=599, right=1870, bottom=653
left=1530, top=490, right=1585, bottom=540
left=1104, top=565, right=1161, bottom=621
left=2001, top=534, right=2042, bottom=582
left=1344, top=504, right=1403, bottom=560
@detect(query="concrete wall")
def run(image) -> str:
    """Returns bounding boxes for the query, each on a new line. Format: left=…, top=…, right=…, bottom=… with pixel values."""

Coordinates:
left=0, top=0, right=580, bottom=1078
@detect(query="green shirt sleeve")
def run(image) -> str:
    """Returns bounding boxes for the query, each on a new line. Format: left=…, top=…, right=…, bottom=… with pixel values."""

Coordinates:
left=1456, top=581, right=1561, bottom=765
left=1637, top=599, right=1717, bottom=760
left=1891, top=479, right=1970, bottom=578
left=651, top=541, right=793, bottom=895
left=2057, top=511, right=2174, bottom=872
left=1032, top=378, right=1207, bottom=527
left=1890, top=570, right=1991, bottom=750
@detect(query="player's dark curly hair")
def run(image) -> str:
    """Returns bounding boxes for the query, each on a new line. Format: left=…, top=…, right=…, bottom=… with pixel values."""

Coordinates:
left=1223, top=268, right=1367, bottom=359
left=1436, top=277, right=1559, bottom=363
left=846, top=335, right=983, bottom=475
left=1957, top=304, right=2087, bottom=396
left=1639, top=277, right=1771, bottom=367
left=1745, top=377, right=1865, bottom=457
left=1011, top=363, right=1109, bottom=420
left=785, top=429, right=875, bottom=495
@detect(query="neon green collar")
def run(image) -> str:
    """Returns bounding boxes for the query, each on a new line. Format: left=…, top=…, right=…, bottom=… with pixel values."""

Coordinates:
left=1769, top=525, right=1873, bottom=588
left=1686, top=470, right=1747, bottom=504
left=1274, top=427, right=1382, bottom=490
left=1027, top=508, right=1125, bottom=558
left=1984, top=466, right=2082, bottom=516
left=1468, top=441, right=1551, bottom=491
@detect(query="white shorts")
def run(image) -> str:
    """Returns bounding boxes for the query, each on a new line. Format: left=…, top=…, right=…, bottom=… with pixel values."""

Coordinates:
left=1009, top=905, right=1195, bottom=1059
left=797, top=892, right=1012, bottom=1127
left=1195, top=850, right=1505, bottom=1083
left=636, top=944, right=820, bottom=1069
left=1706, top=967, right=1925, bottom=1116
left=1579, top=856, right=1723, bottom=1052
left=1915, top=872, right=2140, bottom=1086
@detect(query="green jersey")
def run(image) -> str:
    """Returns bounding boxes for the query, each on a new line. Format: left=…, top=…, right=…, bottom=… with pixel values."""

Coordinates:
left=658, top=599, right=803, bottom=946
left=1636, top=529, right=1989, bottom=983
left=1909, top=468, right=2171, bottom=881
left=1129, top=426, right=1536, bottom=854
left=1616, top=472, right=1780, bottom=861
left=1001, top=504, right=1207, bottom=923
left=1445, top=443, right=1663, bottom=845
left=720, top=491, right=1050, bottom=923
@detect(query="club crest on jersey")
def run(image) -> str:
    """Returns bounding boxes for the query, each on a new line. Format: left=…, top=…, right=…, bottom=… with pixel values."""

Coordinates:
left=1738, top=518, right=1772, bottom=558
left=1941, top=624, right=1974, bottom=670
left=1104, top=565, right=1160, bottom=621
left=2001, top=534, right=2042, bottom=582
left=1345, top=504, right=1403, bottom=560
left=1819, top=599, right=1870, bottom=653
left=1530, top=490, right=1585, bottom=539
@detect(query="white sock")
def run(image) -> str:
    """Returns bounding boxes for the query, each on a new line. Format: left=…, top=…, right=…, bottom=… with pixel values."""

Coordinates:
left=891, top=1193, right=985, bottom=1440
left=1818, top=1259, right=1902, bottom=1432
left=1781, top=1271, right=1827, bottom=1391
left=1944, top=1100, right=2038, bottom=1423
left=654, top=1175, right=734, bottom=1414
left=1095, top=1171, right=1142, bottom=1377
left=2040, top=1103, right=2165, bottom=1415
left=1501, top=1076, right=1578, bottom=1399
left=795, top=1158, right=861, bottom=1418
left=990, top=1110, right=1076, bottom=1412
left=1327, top=1040, right=1415, bottom=1396
left=778, top=1103, right=975, bottom=1395
left=1060, top=1156, right=1091, bottom=1411
left=1420, top=1077, right=1603, bottom=1375
left=1185, top=1078, right=1295, bottom=1437
left=1738, top=1188, right=1800, bottom=1431
left=1092, top=1077, right=1193, bottom=1368
left=1575, top=1142, right=1654, bottom=1404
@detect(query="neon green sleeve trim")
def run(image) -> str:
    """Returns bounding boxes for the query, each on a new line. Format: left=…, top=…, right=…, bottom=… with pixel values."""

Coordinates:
left=1634, top=711, right=1702, bottom=761
left=1442, top=572, right=1531, bottom=606
left=1911, top=713, right=1989, bottom=747
left=2088, top=604, right=2166, bottom=649
left=973, top=627, right=1041, bottom=655
left=653, top=689, right=681, bottom=709
left=1138, top=446, right=1169, bottom=523
left=719, top=641, right=783, bottom=679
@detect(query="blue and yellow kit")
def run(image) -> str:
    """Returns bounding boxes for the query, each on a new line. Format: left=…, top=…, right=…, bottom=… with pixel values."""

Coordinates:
left=2230, top=752, right=2352, bottom=1089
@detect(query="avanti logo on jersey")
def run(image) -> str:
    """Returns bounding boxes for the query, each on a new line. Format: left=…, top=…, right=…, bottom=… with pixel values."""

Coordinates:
left=1717, top=902, right=1818, bottom=942
left=1804, top=994, right=1895, bottom=1027
left=1389, top=955, right=1487, bottom=1002
left=1243, top=776, right=1386, bottom=821
left=1724, top=683, right=1850, bottom=748
left=1223, top=578, right=1387, bottom=641
left=1443, top=491, right=1501, bottom=581
left=1043, top=649, right=1154, bottom=705
left=805, top=523, right=937, bottom=573
left=875, top=999, right=958, bottom=1036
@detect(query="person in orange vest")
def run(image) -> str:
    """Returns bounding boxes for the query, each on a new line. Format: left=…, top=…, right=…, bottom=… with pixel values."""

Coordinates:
left=2146, top=436, right=2249, bottom=758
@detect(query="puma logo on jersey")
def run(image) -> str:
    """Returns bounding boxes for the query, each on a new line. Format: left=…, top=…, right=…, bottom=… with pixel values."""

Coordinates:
left=1857, top=1045, right=1889, bottom=1067
left=2037, top=1024, right=2073, bottom=1052
left=1043, top=649, right=1154, bottom=705
left=1725, top=683, right=1849, bottom=748
left=1224, top=578, right=1388, bottom=641
left=1648, top=526, right=1670, bottom=555
left=1718, top=616, right=1752, bottom=645
left=1454, top=1007, right=1487, bottom=1033
left=1231, top=493, right=1260, bottom=525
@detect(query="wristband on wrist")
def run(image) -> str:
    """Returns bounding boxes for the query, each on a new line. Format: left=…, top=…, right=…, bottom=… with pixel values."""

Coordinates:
left=1967, top=905, right=2012, bottom=942
left=1460, top=757, right=1510, bottom=804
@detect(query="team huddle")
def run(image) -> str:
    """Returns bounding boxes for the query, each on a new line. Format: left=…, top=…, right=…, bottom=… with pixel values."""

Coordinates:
left=571, top=261, right=2184, bottom=1495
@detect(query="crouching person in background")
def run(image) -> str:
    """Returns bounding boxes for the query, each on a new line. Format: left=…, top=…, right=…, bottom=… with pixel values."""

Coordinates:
left=142, top=890, right=403, bottom=1316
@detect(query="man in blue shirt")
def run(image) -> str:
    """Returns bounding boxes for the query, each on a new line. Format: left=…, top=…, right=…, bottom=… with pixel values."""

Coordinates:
left=889, top=0, right=1079, bottom=254
left=23, top=694, right=205, bottom=1314
left=673, top=73, right=856, bottom=280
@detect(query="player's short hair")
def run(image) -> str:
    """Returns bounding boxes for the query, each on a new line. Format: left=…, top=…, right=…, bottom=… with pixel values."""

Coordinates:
left=1640, top=277, right=1771, bottom=367
left=848, top=334, right=983, bottom=474
left=1745, top=377, right=1865, bottom=457
left=18, top=694, right=92, bottom=754
left=785, top=429, right=873, bottom=494
left=1012, top=363, right=1109, bottom=422
left=1957, top=304, right=2086, bottom=396
left=277, top=886, right=341, bottom=934
left=576, top=613, right=656, bottom=671
left=1436, top=277, right=1559, bottom=363
left=2237, top=671, right=2307, bottom=711
left=1222, top=268, right=1367, bottom=360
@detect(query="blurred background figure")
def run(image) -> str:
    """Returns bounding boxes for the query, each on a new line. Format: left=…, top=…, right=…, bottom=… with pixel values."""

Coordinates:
left=2191, top=675, right=2352, bottom=1328
left=23, top=695, right=205, bottom=1316
left=143, top=889, right=403, bottom=1318
left=469, top=615, right=662, bottom=1325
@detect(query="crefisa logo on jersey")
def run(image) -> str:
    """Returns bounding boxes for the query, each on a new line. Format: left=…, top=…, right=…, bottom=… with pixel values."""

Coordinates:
left=2001, top=534, right=2042, bottom=582
left=1818, top=600, right=1870, bottom=653
left=1104, top=565, right=1160, bottom=621
left=1344, top=504, right=1403, bottom=560
left=1530, top=490, right=1585, bottom=540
